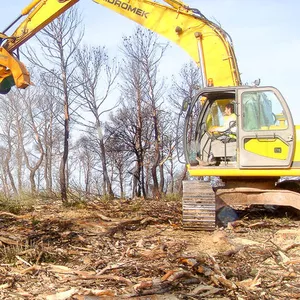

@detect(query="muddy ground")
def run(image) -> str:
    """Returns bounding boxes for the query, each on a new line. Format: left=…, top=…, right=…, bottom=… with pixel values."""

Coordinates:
left=0, top=198, right=299, bottom=299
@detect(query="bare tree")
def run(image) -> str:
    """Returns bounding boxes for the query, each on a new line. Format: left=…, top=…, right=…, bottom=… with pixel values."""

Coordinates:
left=107, top=102, right=152, bottom=198
left=23, top=8, right=83, bottom=203
left=74, top=45, right=119, bottom=198
left=168, top=61, right=203, bottom=192
left=0, top=94, right=20, bottom=195
left=105, top=125, right=133, bottom=199
left=169, top=61, right=202, bottom=110
left=0, top=147, right=11, bottom=198
left=119, top=27, right=168, bottom=198
left=158, top=112, right=179, bottom=194
left=118, top=40, right=147, bottom=198
left=39, top=77, right=62, bottom=195
left=16, top=89, right=45, bottom=194
left=74, top=136, right=97, bottom=194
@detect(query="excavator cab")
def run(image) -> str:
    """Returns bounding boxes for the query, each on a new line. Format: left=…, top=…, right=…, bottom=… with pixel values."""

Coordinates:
left=182, top=86, right=299, bottom=230
left=183, top=85, right=295, bottom=172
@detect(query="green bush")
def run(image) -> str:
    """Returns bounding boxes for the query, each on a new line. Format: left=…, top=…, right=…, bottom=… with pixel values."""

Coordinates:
left=0, top=192, right=38, bottom=214
left=162, top=193, right=181, bottom=202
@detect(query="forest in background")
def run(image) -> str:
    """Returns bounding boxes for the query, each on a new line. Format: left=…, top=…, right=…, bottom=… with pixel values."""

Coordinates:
left=0, top=7, right=202, bottom=204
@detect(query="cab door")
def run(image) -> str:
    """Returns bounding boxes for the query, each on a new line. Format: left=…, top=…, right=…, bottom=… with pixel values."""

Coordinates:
left=237, top=87, right=295, bottom=168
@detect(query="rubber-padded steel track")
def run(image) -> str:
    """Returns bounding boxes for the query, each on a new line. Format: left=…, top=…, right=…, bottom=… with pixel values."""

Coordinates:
left=182, top=180, right=216, bottom=231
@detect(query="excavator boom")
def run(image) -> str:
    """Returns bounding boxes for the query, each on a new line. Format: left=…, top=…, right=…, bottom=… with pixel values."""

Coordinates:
left=93, top=0, right=241, bottom=87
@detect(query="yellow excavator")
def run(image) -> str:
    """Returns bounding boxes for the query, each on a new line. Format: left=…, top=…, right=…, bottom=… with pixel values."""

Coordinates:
left=2, top=0, right=300, bottom=230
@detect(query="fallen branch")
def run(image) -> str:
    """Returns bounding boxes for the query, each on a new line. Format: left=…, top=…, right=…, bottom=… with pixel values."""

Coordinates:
left=133, top=278, right=172, bottom=296
left=188, top=284, right=221, bottom=297
left=46, top=287, right=78, bottom=300
left=105, top=217, right=156, bottom=237
left=96, top=213, right=119, bottom=222
left=77, top=288, right=115, bottom=297
left=16, top=255, right=32, bottom=267
left=0, top=236, right=18, bottom=245
left=64, top=274, right=133, bottom=286
left=0, top=212, right=28, bottom=219
left=284, top=243, right=300, bottom=252
left=97, top=262, right=127, bottom=275
left=133, top=270, right=199, bottom=296
left=19, top=265, right=41, bottom=275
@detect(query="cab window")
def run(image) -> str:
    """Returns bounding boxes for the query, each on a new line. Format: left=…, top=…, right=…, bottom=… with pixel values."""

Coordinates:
left=206, top=99, right=234, bottom=129
left=241, top=90, right=288, bottom=131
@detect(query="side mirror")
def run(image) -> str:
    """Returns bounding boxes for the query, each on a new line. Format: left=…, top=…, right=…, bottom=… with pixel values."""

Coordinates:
left=181, top=98, right=190, bottom=112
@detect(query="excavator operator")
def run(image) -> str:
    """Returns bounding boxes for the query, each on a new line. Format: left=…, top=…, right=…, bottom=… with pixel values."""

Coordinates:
left=209, top=103, right=237, bottom=134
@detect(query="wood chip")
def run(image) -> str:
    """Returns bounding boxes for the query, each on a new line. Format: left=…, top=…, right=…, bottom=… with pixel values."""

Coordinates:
left=46, top=288, right=78, bottom=300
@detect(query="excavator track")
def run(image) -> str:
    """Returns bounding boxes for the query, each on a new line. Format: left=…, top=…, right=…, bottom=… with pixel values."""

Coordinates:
left=182, top=180, right=216, bottom=231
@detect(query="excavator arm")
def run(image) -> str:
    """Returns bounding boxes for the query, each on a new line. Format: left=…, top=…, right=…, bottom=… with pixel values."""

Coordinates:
left=0, top=0, right=78, bottom=94
left=0, top=0, right=241, bottom=94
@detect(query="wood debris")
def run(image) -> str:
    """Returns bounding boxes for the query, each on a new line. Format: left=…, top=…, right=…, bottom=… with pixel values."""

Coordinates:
left=0, top=199, right=298, bottom=299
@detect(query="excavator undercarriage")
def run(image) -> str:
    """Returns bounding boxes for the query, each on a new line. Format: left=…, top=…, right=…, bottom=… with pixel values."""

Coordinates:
left=182, top=178, right=300, bottom=231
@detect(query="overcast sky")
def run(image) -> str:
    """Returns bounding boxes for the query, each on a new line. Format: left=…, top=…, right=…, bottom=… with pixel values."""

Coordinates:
left=4, top=0, right=300, bottom=123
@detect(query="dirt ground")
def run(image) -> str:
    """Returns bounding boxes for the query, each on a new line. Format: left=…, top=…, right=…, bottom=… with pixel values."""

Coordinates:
left=0, top=198, right=299, bottom=299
